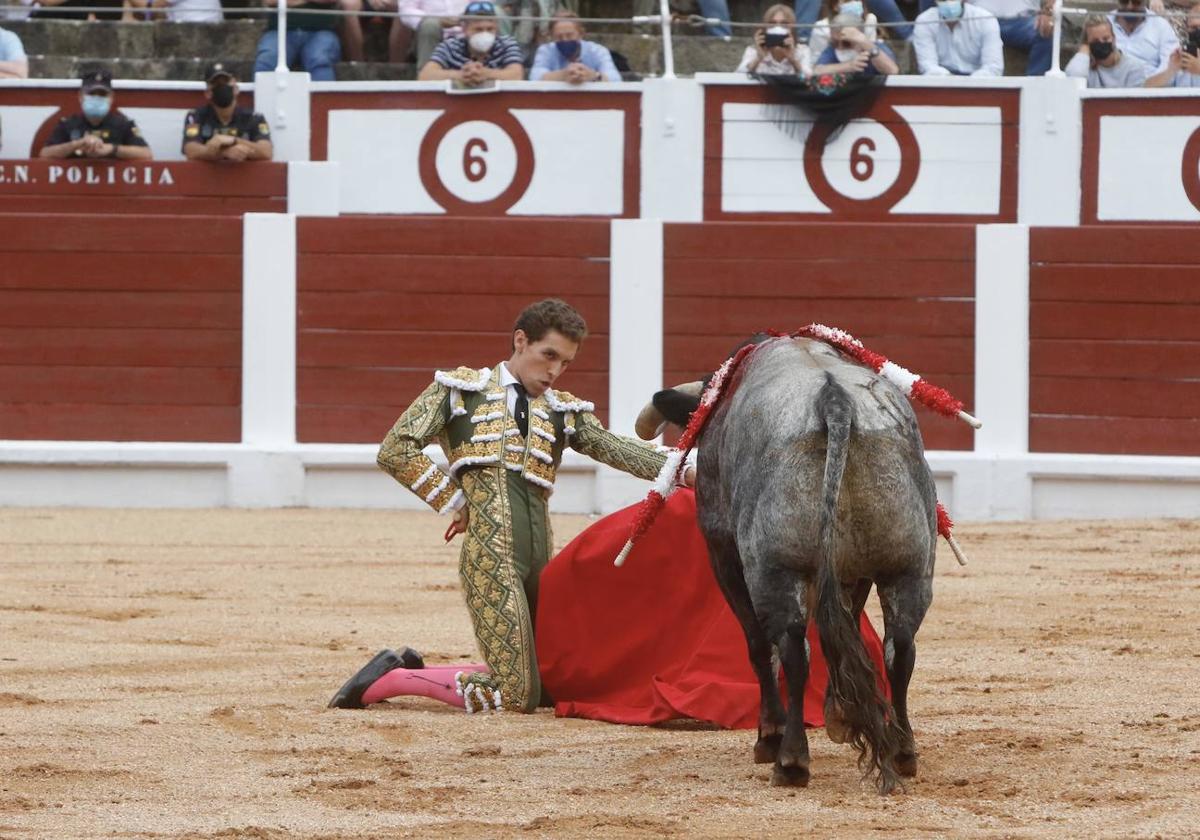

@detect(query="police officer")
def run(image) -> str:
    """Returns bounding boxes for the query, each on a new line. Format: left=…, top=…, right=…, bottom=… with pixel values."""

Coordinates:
left=39, top=69, right=153, bottom=160
left=182, top=63, right=273, bottom=163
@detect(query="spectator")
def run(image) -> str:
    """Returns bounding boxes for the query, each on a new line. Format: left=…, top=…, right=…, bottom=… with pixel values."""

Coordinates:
left=1160, top=4, right=1200, bottom=86
left=29, top=0, right=124, bottom=21
left=1065, top=13, right=1150, bottom=86
left=0, top=23, right=27, bottom=78
left=530, top=10, right=621, bottom=82
left=128, top=0, right=223, bottom=21
left=182, top=63, right=273, bottom=162
left=1110, top=0, right=1179, bottom=75
left=809, top=0, right=879, bottom=59
left=342, top=0, right=403, bottom=63
left=418, top=0, right=523, bottom=84
left=913, top=0, right=1004, bottom=76
left=735, top=4, right=813, bottom=75
left=812, top=11, right=899, bottom=74
left=39, top=69, right=153, bottom=160
left=921, top=0, right=1053, bottom=73
left=254, top=0, right=348, bottom=81
left=634, top=0, right=732, bottom=39
left=383, top=0, right=466, bottom=67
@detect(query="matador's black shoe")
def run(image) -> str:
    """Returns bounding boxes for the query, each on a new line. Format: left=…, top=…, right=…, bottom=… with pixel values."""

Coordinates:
left=327, top=647, right=425, bottom=709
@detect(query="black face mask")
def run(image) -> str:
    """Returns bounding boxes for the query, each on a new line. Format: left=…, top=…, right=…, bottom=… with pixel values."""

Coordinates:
left=1090, top=40, right=1115, bottom=61
left=211, top=84, right=235, bottom=108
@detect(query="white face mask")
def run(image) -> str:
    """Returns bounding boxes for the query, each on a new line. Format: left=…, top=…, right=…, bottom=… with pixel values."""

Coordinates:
left=469, top=31, right=496, bottom=53
left=835, top=48, right=859, bottom=62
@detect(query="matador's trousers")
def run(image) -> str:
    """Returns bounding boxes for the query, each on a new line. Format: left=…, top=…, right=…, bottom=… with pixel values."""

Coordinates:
left=456, top=466, right=553, bottom=713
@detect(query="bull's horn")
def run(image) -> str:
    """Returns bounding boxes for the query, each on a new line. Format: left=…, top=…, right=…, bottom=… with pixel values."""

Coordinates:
left=634, top=381, right=703, bottom=440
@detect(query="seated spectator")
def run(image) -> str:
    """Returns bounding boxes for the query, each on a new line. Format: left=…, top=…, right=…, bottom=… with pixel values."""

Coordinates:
left=920, top=0, right=1053, bottom=74
left=254, top=0, right=349, bottom=82
left=29, top=0, right=124, bottom=21
left=1111, top=0, right=1179, bottom=75
left=633, top=0, right=732, bottom=39
left=128, top=0, right=223, bottom=21
left=809, top=0, right=878, bottom=59
left=0, top=23, right=27, bottom=78
left=1065, top=13, right=1150, bottom=86
left=1161, top=4, right=1200, bottom=86
left=182, top=63, right=273, bottom=162
left=387, top=0, right=467, bottom=67
left=499, top=0, right=557, bottom=52
left=39, top=69, right=153, bottom=160
left=342, top=0, right=403, bottom=63
left=913, top=0, right=1003, bottom=76
left=530, top=10, right=621, bottom=82
left=735, top=4, right=813, bottom=76
left=418, top=0, right=523, bottom=85
left=812, top=12, right=899, bottom=75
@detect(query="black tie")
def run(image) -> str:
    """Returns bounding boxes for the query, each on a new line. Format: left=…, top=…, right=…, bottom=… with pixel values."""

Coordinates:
left=513, top=382, right=529, bottom=438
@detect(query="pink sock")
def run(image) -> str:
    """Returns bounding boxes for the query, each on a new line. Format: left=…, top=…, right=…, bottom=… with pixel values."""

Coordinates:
left=361, top=664, right=489, bottom=707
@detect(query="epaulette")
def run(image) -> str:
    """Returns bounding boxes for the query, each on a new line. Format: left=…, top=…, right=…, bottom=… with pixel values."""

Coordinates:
left=545, top=388, right=595, bottom=413
left=434, top=366, right=492, bottom=391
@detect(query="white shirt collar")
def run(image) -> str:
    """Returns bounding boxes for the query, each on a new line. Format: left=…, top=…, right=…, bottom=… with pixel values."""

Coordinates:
left=498, top=362, right=520, bottom=389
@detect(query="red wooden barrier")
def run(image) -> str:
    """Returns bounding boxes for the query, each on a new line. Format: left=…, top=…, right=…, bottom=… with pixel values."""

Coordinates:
left=0, top=160, right=286, bottom=215
left=663, top=222, right=976, bottom=451
left=0, top=213, right=243, bottom=442
left=1029, top=227, right=1200, bottom=456
left=296, top=217, right=612, bottom=444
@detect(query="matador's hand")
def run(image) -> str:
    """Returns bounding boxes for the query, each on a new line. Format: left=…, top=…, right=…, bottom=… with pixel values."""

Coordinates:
left=444, top=507, right=469, bottom=542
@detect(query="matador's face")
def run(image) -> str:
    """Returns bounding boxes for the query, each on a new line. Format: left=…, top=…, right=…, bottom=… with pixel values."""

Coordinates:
left=510, top=329, right=579, bottom=398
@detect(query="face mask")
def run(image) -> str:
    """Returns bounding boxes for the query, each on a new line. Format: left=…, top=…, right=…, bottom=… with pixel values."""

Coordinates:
left=468, top=31, right=496, bottom=54
left=835, top=48, right=859, bottom=62
left=839, top=1, right=863, bottom=17
left=210, top=84, right=236, bottom=108
left=554, top=39, right=581, bottom=61
left=1089, top=40, right=1115, bottom=61
left=82, top=94, right=111, bottom=121
left=937, top=0, right=963, bottom=20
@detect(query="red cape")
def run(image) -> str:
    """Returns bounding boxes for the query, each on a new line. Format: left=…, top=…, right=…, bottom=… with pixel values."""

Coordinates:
left=535, top=488, right=888, bottom=729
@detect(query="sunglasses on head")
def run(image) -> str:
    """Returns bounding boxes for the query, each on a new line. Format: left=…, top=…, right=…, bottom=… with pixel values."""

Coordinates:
left=463, top=1, right=494, bottom=13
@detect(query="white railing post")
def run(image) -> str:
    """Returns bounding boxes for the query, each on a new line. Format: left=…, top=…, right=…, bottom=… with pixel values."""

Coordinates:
left=276, top=0, right=289, bottom=74
left=1047, top=0, right=1065, bottom=77
left=659, top=0, right=676, bottom=79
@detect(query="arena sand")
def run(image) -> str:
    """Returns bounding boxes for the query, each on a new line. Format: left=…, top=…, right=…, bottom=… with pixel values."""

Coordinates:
left=1, top=508, right=1197, bottom=839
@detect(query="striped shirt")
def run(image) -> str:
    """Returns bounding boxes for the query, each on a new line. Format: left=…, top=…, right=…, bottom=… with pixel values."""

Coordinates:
left=429, top=34, right=524, bottom=70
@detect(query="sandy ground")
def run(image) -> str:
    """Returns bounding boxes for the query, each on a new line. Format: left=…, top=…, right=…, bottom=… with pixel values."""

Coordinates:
left=1, top=507, right=1198, bottom=840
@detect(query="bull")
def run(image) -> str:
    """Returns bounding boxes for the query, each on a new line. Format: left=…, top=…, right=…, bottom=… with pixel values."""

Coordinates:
left=644, top=335, right=937, bottom=794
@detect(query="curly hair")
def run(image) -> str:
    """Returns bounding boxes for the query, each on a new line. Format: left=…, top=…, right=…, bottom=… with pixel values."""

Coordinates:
left=513, top=298, right=588, bottom=347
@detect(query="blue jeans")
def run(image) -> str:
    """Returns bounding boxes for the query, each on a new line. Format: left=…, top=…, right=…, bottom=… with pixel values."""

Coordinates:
left=999, top=15, right=1053, bottom=75
left=255, top=29, right=342, bottom=82
left=699, top=0, right=732, bottom=37
left=868, top=0, right=912, bottom=40
left=794, top=0, right=820, bottom=40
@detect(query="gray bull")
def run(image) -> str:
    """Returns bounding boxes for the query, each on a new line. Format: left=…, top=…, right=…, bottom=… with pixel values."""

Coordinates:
left=654, top=336, right=936, bottom=793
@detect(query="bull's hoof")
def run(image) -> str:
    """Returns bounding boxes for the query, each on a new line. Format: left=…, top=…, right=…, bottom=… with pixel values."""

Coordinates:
left=753, top=734, right=782, bottom=764
left=825, top=715, right=850, bottom=745
left=896, top=752, right=918, bottom=778
left=770, top=762, right=811, bottom=787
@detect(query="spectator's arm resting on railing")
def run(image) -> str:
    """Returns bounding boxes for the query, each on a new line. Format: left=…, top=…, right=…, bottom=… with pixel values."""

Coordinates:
left=1145, top=48, right=1182, bottom=87
left=0, top=59, right=27, bottom=79
left=0, top=27, right=28, bottom=79
left=912, top=12, right=951, bottom=75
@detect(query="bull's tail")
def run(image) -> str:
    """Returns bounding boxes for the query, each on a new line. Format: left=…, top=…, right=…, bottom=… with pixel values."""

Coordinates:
left=813, top=374, right=904, bottom=794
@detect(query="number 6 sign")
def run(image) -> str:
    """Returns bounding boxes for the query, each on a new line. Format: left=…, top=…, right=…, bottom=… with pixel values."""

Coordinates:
left=418, top=110, right=534, bottom=215
left=803, top=105, right=920, bottom=215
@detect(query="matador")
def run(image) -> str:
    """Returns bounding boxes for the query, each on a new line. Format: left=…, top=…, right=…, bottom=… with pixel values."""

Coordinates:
left=330, top=299, right=670, bottom=713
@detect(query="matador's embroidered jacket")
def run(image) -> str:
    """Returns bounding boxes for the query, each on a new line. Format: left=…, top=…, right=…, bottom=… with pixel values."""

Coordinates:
left=377, top=364, right=667, bottom=712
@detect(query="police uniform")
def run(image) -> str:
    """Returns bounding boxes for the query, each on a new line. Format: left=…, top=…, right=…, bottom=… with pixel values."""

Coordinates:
left=46, top=111, right=148, bottom=157
left=181, top=105, right=271, bottom=152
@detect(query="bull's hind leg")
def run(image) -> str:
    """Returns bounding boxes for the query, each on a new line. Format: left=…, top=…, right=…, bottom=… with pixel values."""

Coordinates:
left=704, top=535, right=786, bottom=764
left=772, top=616, right=812, bottom=787
left=878, top=572, right=932, bottom=778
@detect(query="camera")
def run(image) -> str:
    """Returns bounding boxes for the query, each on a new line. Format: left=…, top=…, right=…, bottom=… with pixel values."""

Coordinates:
left=1187, top=32, right=1200, bottom=57
left=763, top=27, right=789, bottom=48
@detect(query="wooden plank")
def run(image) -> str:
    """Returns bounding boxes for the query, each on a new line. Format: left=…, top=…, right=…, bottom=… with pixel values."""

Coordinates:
left=0, top=366, right=239, bottom=406
left=665, top=260, right=973, bottom=299
left=0, top=327, right=240, bottom=367
left=665, top=223, right=976, bottom=261
left=0, top=402, right=240, bottom=442
left=1030, top=376, right=1200, bottom=419
left=0, top=290, right=241, bottom=329
left=1031, top=302, right=1200, bottom=341
left=299, top=254, right=610, bottom=294
left=665, top=298, right=974, bottom=338
left=1030, top=264, right=1200, bottom=304
left=297, top=292, right=610, bottom=333
left=0, top=196, right=283, bottom=215
left=1030, top=339, right=1199, bottom=380
left=917, top=414, right=973, bottom=452
left=665, top=335, right=975, bottom=379
left=1030, top=416, right=1200, bottom=456
left=298, top=330, right=609, bottom=372
left=0, top=253, right=242, bottom=291
left=297, top=367, right=608, bottom=409
left=298, top=402, right=610, bottom=443
left=0, top=214, right=242, bottom=253
left=298, top=217, right=610, bottom=258
left=1030, top=227, right=1200, bottom=264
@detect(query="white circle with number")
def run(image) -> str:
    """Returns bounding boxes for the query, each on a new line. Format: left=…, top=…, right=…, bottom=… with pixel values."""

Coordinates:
left=433, top=120, right=519, bottom=204
left=819, top=118, right=903, bottom=201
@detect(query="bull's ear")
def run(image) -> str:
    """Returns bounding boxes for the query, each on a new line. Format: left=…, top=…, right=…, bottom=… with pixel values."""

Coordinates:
left=652, top=389, right=702, bottom=428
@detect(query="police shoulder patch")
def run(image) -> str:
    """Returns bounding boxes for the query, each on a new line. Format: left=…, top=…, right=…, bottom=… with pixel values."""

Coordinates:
left=185, top=124, right=200, bottom=137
